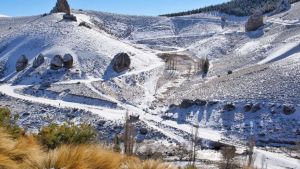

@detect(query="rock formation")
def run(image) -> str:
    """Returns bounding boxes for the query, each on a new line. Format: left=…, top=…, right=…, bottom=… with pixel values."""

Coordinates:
left=32, top=54, right=45, bottom=68
left=50, top=55, right=64, bottom=70
left=63, top=14, right=77, bottom=21
left=63, top=54, right=73, bottom=69
left=283, top=105, right=295, bottom=115
left=51, top=0, right=71, bottom=15
left=245, top=12, right=264, bottom=32
left=79, top=21, right=92, bottom=29
left=16, top=55, right=28, bottom=72
left=112, top=53, right=131, bottom=73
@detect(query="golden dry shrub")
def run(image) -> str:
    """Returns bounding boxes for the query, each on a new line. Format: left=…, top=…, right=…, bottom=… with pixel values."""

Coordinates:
left=132, top=160, right=175, bottom=169
left=0, top=128, right=45, bottom=169
left=43, top=145, right=123, bottom=169
left=43, top=145, right=177, bottom=169
left=0, top=126, right=177, bottom=169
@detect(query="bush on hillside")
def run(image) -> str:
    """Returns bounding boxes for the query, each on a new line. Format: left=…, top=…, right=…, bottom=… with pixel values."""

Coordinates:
left=202, top=58, right=210, bottom=76
left=38, top=123, right=97, bottom=149
left=0, top=107, right=23, bottom=138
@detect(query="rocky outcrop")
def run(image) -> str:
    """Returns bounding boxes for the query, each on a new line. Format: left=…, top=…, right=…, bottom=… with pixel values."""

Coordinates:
left=170, top=99, right=209, bottom=109
left=244, top=103, right=253, bottom=112
left=63, top=54, right=73, bottom=69
left=50, top=55, right=64, bottom=70
left=32, top=54, right=45, bottom=68
left=51, top=0, right=71, bottom=15
left=283, top=105, right=295, bottom=115
left=16, top=55, right=28, bottom=72
left=63, top=14, right=77, bottom=21
left=223, top=103, right=235, bottom=111
left=79, top=21, right=92, bottom=29
left=245, top=12, right=264, bottom=32
left=112, top=53, right=131, bottom=73
left=251, top=103, right=261, bottom=112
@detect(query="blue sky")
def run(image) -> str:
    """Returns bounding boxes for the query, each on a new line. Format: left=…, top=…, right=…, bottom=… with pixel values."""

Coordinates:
left=0, top=0, right=227, bottom=17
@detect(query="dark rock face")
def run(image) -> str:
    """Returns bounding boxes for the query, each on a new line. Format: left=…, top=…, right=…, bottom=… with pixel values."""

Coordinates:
left=33, top=54, right=45, bottom=68
left=174, top=99, right=209, bottom=109
left=209, top=141, right=229, bottom=151
left=283, top=105, right=295, bottom=115
left=63, top=14, right=77, bottom=21
left=51, top=0, right=71, bottom=15
left=16, top=55, right=28, bottom=72
left=180, top=99, right=195, bottom=108
left=245, top=12, right=264, bottom=32
left=112, top=53, right=131, bottom=73
left=251, top=103, right=261, bottom=112
left=41, top=82, right=51, bottom=88
left=139, top=128, right=148, bottom=135
left=223, top=103, right=235, bottom=111
left=194, top=99, right=207, bottom=106
left=63, top=54, right=73, bottom=69
left=50, top=55, right=64, bottom=70
left=129, top=115, right=139, bottom=123
left=79, top=21, right=92, bottom=29
left=244, top=103, right=253, bottom=112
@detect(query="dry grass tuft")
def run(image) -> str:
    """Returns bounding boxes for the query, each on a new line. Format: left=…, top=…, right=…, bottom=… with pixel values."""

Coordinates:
left=125, top=160, right=176, bottom=169
left=44, top=145, right=123, bottom=169
left=0, top=128, right=45, bottom=169
left=0, top=128, right=177, bottom=169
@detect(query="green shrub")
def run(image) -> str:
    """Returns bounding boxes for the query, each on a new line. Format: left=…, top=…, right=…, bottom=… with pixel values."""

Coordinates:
left=0, top=107, right=23, bottom=138
left=38, top=123, right=97, bottom=149
left=202, top=58, right=210, bottom=75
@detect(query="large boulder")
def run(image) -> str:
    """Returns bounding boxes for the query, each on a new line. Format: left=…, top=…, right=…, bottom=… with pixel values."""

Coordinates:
left=283, top=105, right=295, bottom=115
left=245, top=12, right=264, bottom=32
left=79, top=21, right=92, bottom=29
left=16, top=55, right=28, bottom=72
left=63, top=14, right=77, bottom=22
left=63, top=54, right=73, bottom=69
left=179, top=99, right=194, bottom=108
left=51, top=0, right=71, bottom=15
left=223, top=103, right=236, bottom=111
left=32, top=54, right=45, bottom=68
left=50, top=55, right=64, bottom=70
left=112, top=53, right=131, bottom=73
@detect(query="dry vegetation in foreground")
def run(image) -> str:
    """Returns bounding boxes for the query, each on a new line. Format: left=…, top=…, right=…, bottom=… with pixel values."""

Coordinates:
left=0, top=127, right=175, bottom=169
left=0, top=107, right=175, bottom=169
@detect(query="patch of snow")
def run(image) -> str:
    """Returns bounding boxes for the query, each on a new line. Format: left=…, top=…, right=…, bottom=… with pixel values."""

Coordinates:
left=259, top=42, right=300, bottom=64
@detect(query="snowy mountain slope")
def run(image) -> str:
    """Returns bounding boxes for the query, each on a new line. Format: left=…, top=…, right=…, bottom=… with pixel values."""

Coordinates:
left=0, top=2, right=300, bottom=169
left=0, top=13, right=163, bottom=83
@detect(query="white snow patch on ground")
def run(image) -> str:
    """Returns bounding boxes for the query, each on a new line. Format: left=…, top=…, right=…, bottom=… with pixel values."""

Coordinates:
left=259, top=42, right=300, bottom=64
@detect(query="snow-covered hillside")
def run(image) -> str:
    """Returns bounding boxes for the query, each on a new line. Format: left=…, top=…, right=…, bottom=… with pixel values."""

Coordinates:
left=0, top=1, right=300, bottom=169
